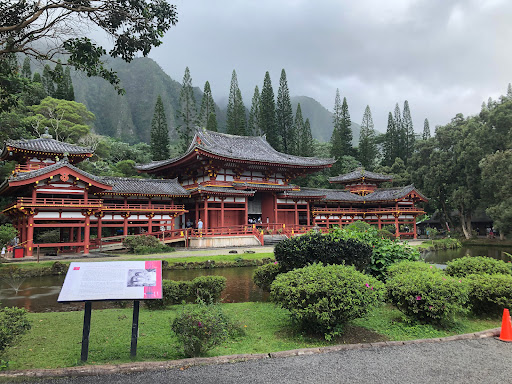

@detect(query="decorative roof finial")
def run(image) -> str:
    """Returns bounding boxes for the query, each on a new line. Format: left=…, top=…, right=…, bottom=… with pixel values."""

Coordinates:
left=63, top=152, right=69, bottom=162
left=42, top=127, right=52, bottom=139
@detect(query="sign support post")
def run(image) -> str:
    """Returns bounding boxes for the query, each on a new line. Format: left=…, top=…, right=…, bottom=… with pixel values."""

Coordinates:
left=81, top=301, right=92, bottom=362
left=130, top=300, right=140, bottom=358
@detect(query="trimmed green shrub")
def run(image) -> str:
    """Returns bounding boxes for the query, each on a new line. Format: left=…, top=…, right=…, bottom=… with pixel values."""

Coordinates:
left=122, top=234, right=173, bottom=254
left=466, top=274, right=512, bottom=316
left=274, top=232, right=372, bottom=272
left=270, top=263, right=384, bottom=339
left=387, top=261, right=442, bottom=279
left=330, top=225, right=420, bottom=280
left=386, top=271, right=469, bottom=324
left=445, top=256, right=511, bottom=277
left=171, top=304, right=242, bottom=357
left=376, top=229, right=395, bottom=240
left=253, top=262, right=281, bottom=291
left=145, top=280, right=192, bottom=309
left=145, top=276, right=226, bottom=309
left=0, top=306, right=31, bottom=353
left=191, top=276, right=226, bottom=304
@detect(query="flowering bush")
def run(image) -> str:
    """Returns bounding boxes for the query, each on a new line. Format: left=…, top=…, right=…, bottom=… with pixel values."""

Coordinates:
left=466, top=273, right=512, bottom=316
left=270, top=263, right=384, bottom=339
left=386, top=270, right=469, bottom=324
left=445, top=256, right=511, bottom=277
left=253, top=262, right=281, bottom=291
left=171, top=304, right=242, bottom=357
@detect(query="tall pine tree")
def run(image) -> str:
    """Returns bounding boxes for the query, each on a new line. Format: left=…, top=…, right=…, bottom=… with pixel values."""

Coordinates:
left=383, top=111, right=396, bottom=166
left=330, top=90, right=353, bottom=174
left=226, top=70, right=246, bottom=136
left=248, top=86, right=261, bottom=135
left=150, top=95, right=170, bottom=161
left=393, top=103, right=405, bottom=161
left=276, top=69, right=294, bottom=153
left=21, top=57, right=31, bottom=78
left=176, top=67, right=197, bottom=152
left=259, top=71, right=279, bottom=150
left=64, top=67, right=74, bottom=101
left=291, top=103, right=304, bottom=155
left=53, top=61, right=67, bottom=99
left=423, top=118, right=431, bottom=140
left=198, top=81, right=217, bottom=131
left=402, top=100, right=414, bottom=163
left=42, top=64, right=54, bottom=96
left=299, top=118, right=314, bottom=157
left=358, top=105, right=377, bottom=169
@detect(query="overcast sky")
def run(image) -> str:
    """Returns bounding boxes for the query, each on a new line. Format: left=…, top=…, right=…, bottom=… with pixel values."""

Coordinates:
left=148, top=0, right=512, bottom=133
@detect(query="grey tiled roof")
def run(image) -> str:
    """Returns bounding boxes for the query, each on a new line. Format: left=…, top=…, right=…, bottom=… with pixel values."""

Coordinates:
left=188, top=185, right=255, bottom=196
left=233, top=182, right=295, bottom=191
left=281, top=185, right=427, bottom=203
left=99, top=177, right=189, bottom=197
left=329, top=167, right=392, bottom=183
left=3, top=138, right=92, bottom=156
left=9, top=160, right=104, bottom=183
left=136, top=129, right=334, bottom=171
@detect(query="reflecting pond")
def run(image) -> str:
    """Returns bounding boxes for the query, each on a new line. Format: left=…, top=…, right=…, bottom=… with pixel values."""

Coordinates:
left=0, top=266, right=269, bottom=313
left=423, top=245, right=512, bottom=264
left=2, top=245, right=512, bottom=313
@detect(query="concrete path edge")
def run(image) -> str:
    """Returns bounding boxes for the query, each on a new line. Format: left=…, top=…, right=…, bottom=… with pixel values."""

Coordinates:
left=0, top=327, right=501, bottom=379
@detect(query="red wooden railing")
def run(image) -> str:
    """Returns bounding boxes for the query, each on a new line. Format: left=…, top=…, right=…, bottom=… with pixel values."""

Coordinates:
left=14, top=163, right=48, bottom=173
left=102, top=203, right=186, bottom=211
left=313, top=207, right=424, bottom=214
left=16, top=197, right=103, bottom=207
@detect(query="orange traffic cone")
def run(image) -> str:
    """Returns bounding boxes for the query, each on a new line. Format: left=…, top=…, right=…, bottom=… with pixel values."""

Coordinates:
left=499, top=308, right=512, bottom=342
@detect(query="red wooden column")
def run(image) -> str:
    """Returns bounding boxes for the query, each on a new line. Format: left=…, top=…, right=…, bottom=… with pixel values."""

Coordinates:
left=26, top=213, right=34, bottom=257
left=220, top=198, right=225, bottom=228
left=294, top=200, right=299, bottom=226
left=203, top=198, right=208, bottom=230
left=244, top=197, right=248, bottom=226
left=96, top=213, right=103, bottom=241
left=413, top=216, right=418, bottom=239
left=123, top=213, right=129, bottom=236
left=307, top=202, right=311, bottom=226
left=273, top=193, right=278, bottom=224
left=32, top=188, right=37, bottom=203
left=147, top=213, right=153, bottom=234
left=394, top=214, right=400, bottom=239
left=84, top=214, right=91, bottom=255
left=195, top=200, right=199, bottom=225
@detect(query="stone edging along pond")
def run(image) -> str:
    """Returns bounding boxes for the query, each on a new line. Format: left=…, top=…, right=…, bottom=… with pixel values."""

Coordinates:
left=0, top=328, right=500, bottom=379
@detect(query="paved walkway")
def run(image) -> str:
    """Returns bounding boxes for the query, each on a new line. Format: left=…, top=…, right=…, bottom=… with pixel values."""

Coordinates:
left=8, top=337, right=512, bottom=384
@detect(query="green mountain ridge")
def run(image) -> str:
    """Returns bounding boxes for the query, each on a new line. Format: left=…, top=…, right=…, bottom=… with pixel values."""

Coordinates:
left=72, top=57, right=360, bottom=145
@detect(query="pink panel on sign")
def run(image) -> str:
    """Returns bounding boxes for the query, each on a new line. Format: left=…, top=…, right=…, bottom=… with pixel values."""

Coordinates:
left=143, top=260, right=162, bottom=299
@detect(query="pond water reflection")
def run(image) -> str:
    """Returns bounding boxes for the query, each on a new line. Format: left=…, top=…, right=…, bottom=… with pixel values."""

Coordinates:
left=423, top=245, right=512, bottom=264
left=0, top=266, right=269, bottom=313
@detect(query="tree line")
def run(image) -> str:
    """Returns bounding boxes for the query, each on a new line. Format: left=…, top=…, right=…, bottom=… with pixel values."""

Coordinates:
left=150, top=68, right=315, bottom=161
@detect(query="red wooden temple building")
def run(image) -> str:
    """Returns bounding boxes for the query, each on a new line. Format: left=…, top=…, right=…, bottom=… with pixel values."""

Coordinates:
left=0, top=129, right=427, bottom=257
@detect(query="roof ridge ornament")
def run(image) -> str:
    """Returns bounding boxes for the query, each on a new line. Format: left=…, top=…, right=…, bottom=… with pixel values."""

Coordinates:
left=41, top=127, right=53, bottom=139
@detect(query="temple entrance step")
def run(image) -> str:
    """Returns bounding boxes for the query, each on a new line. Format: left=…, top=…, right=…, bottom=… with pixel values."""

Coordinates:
left=263, top=235, right=288, bottom=246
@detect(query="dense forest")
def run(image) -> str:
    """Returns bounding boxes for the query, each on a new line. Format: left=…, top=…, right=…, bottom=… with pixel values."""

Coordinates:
left=0, top=55, right=511, bottom=239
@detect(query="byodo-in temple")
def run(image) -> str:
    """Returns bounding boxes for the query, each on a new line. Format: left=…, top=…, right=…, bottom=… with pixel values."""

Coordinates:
left=0, top=129, right=427, bottom=257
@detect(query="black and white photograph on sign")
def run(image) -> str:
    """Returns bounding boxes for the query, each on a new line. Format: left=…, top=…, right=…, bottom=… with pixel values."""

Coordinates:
left=127, top=269, right=157, bottom=287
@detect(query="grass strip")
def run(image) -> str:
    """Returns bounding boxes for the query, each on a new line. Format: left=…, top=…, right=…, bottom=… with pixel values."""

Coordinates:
left=4, top=302, right=500, bottom=371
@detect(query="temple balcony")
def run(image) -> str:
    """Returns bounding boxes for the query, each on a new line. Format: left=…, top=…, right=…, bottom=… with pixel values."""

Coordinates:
left=101, top=203, right=186, bottom=213
left=312, top=207, right=425, bottom=215
left=3, top=197, right=103, bottom=213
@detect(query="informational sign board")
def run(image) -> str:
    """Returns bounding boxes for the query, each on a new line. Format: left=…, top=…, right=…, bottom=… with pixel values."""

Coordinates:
left=58, top=260, right=162, bottom=302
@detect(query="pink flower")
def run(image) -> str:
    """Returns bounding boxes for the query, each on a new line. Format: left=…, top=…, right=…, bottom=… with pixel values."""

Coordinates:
left=365, top=283, right=370, bottom=288
left=198, top=321, right=202, bottom=328
left=274, top=261, right=278, bottom=264
left=416, top=296, right=422, bottom=300
left=429, top=306, right=433, bottom=310
left=429, top=266, right=433, bottom=269
left=371, top=286, right=374, bottom=290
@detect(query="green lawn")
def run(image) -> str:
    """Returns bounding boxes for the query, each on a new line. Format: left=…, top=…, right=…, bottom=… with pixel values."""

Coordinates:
left=4, top=303, right=500, bottom=371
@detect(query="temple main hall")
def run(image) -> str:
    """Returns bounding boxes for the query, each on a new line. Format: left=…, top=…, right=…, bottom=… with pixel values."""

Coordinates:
left=0, top=129, right=427, bottom=256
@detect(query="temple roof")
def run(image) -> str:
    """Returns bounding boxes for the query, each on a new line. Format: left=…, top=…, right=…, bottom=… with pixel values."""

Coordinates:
left=329, top=167, right=392, bottom=184
left=282, top=184, right=428, bottom=203
left=1, top=137, right=93, bottom=161
left=188, top=185, right=256, bottom=196
left=8, top=159, right=102, bottom=183
left=98, top=177, right=189, bottom=197
left=136, top=129, right=334, bottom=172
